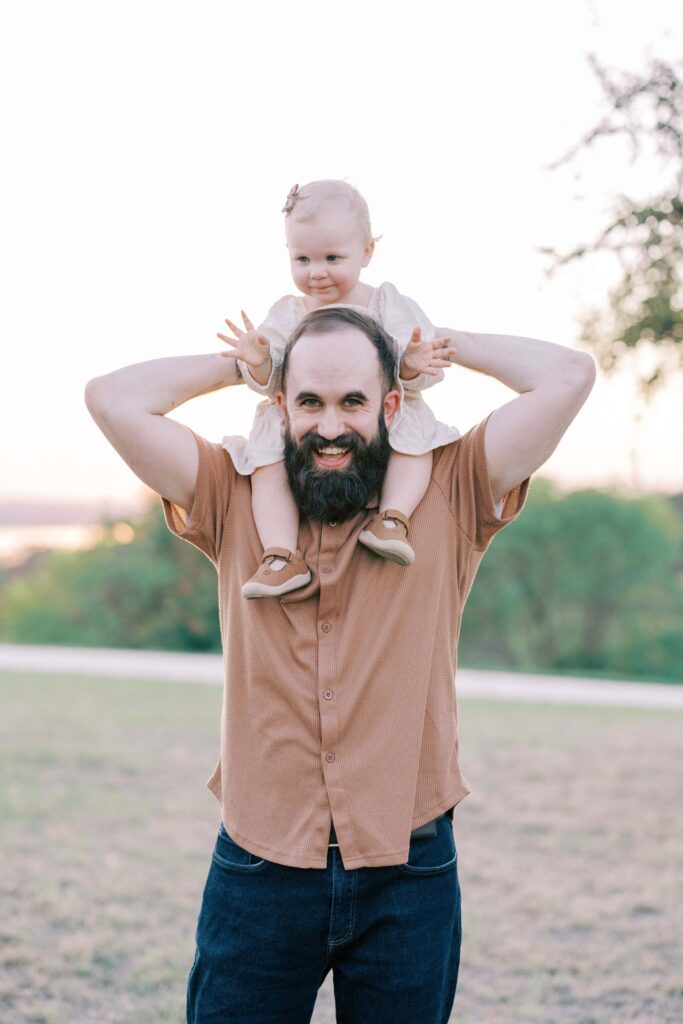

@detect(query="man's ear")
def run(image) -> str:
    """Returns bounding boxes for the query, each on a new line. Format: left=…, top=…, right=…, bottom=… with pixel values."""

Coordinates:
left=382, top=388, right=401, bottom=429
left=361, top=239, right=375, bottom=267
left=275, top=391, right=287, bottom=417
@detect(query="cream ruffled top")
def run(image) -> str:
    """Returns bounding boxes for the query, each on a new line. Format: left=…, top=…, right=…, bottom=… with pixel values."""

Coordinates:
left=222, top=281, right=460, bottom=475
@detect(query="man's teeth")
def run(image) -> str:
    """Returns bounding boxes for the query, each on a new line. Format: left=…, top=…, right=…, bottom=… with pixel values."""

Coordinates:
left=318, top=447, right=346, bottom=455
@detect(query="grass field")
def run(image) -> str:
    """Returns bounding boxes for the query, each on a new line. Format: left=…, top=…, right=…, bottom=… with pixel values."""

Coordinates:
left=1, top=671, right=681, bottom=1024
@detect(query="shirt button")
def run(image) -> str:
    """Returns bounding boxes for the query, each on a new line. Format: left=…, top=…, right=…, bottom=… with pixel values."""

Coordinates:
left=328, top=521, right=337, bottom=528
left=321, top=622, right=332, bottom=633
left=325, top=753, right=335, bottom=763
left=323, top=690, right=333, bottom=700
left=321, top=566, right=332, bottom=574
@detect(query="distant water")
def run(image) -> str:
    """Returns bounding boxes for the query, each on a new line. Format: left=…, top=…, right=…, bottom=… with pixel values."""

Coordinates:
left=0, top=525, right=104, bottom=567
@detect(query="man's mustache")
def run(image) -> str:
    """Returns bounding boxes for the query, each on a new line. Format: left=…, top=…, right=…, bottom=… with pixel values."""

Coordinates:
left=296, top=431, right=366, bottom=464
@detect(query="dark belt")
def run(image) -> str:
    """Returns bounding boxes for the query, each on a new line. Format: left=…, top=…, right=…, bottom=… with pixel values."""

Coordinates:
left=329, top=808, right=453, bottom=847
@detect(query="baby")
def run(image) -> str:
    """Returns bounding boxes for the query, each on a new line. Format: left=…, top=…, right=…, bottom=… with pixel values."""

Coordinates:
left=219, top=179, right=460, bottom=598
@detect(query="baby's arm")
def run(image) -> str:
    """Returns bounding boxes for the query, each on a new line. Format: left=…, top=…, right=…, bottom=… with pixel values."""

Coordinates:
left=217, top=311, right=273, bottom=386
left=218, top=300, right=290, bottom=397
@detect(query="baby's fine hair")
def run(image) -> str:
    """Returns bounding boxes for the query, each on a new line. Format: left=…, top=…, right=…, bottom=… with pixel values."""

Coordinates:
left=281, top=180, right=380, bottom=245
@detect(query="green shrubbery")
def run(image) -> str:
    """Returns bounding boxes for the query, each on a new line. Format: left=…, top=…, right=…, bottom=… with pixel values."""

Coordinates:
left=0, top=503, right=221, bottom=652
left=1, top=480, right=682, bottom=681
left=459, top=479, right=683, bottom=681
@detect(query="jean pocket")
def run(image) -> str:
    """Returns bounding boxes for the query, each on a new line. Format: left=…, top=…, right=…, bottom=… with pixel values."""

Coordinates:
left=211, top=822, right=269, bottom=873
left=399, top=816, right=457, bottom=876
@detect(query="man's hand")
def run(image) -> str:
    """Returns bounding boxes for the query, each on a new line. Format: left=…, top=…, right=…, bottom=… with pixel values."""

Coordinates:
left=218, top=310, right=272, bottom=377
left=399, top=328, right=458, bottom=381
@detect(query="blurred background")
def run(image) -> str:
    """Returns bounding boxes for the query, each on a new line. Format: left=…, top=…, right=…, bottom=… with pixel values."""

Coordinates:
left=1, top=4, right=683, bottom=1022
left=2, top=0, right=682, bottom=682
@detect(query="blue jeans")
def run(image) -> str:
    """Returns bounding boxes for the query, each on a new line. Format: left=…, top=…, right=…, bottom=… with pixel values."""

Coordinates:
left=187, top=811, right=461, bottom=1023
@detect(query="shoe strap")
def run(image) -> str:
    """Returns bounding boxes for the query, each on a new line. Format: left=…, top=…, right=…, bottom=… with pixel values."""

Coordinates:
left=261, top=547, right=295, bottom=563
left=380, top=509, right=410, bottom=531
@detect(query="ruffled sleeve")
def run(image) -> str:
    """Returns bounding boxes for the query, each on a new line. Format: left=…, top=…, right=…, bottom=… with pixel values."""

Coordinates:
left=376, top=283, right=445, bottom=393
left=237, top=296, right=299, bottom=398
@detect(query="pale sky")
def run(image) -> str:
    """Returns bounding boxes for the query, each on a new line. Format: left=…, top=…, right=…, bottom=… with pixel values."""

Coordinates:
left=2, top=0, right=682, bottom=509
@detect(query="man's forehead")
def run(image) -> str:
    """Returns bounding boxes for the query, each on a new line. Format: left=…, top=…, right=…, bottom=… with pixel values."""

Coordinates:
left=288, top=328, right=382, bottom=393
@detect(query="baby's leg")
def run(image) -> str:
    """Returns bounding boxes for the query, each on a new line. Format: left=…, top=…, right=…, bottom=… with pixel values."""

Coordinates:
left=380, top=451, right=433, bottom=517
left=358, top=451, right=433, bottom=566
left=242, top=462, right=310, bottom=599
left=252, top=461, right=299, bottom=551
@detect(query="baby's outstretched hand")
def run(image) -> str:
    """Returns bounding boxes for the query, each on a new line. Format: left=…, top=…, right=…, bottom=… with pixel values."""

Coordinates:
left=217, top=311, right=271, bottom=368
left=399, top=328, right=457, bottom=380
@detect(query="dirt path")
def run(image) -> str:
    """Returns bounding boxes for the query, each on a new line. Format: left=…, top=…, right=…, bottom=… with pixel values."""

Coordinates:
left=1, top=642, right=681, bottom=709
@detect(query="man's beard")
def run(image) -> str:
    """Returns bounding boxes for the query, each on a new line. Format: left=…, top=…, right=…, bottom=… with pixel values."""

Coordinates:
left=283, top=413, right=391, bottom=523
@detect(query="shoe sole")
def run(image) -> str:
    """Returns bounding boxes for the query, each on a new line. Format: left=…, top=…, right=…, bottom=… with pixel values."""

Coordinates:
left=242, top=571, right=312, bottom=599
left=358, top=531, right=415, bottom=566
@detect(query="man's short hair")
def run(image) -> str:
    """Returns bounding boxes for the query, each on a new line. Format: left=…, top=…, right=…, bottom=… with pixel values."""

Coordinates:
left=280, top=307, right=398, bottom=396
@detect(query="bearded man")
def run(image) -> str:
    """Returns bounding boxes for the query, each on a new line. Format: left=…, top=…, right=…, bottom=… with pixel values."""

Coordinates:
left=85, top=305, right=594, bottom=1024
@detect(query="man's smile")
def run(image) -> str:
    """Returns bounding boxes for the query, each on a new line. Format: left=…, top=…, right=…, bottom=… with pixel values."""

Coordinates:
left=313, top=445, right=352, bottom=469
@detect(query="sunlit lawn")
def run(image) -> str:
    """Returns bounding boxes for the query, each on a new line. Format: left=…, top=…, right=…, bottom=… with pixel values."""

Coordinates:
left=1, top=671, right=681, bottom=1024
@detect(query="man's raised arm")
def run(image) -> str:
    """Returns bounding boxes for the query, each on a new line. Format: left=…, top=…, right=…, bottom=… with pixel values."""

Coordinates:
left=84, top=354, right=240, bottom=516
left=437, top=327, right=596, bottom=505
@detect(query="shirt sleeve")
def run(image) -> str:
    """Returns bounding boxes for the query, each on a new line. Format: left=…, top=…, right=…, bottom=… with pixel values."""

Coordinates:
left=431, top=411, right=530, bottom=551
left=159, top=427, right=235, bottom=565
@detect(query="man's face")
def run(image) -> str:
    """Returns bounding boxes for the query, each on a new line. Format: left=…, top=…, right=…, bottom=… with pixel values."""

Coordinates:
left=276, top=327, right=400, bottom=521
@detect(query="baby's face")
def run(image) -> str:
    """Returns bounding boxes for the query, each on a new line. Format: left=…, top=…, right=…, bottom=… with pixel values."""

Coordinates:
left=286, top=207, right=374, bottom=306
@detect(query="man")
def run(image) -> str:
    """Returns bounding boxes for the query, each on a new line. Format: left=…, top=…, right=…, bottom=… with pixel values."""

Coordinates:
left=84, top=307, right=595, bottom=1023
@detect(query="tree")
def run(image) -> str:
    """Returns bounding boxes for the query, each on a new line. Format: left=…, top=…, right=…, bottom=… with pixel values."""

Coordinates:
left=459, top=479, right=683, bottom=682
left=0, top=503, right=221, bottom=651
left=542, top=56, right=683, bottom=399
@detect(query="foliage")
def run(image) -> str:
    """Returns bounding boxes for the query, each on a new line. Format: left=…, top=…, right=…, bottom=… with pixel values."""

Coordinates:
left=460, top=478, right=683, bottom=682
left=1, top=482, right=682, bottom=681
left=0, top=503, right=221, bottom=652
left=542, top=56, right=683, bottom=398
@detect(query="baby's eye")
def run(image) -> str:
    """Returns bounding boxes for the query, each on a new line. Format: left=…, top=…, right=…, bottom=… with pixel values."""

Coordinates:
left=326, top=255, right=339, bottom=262
left=296, top=256, right=309, bottom=264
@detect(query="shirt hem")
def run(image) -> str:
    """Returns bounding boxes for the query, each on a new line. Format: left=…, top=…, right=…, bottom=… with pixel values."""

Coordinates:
left=223, top=788, right=471, bottom=871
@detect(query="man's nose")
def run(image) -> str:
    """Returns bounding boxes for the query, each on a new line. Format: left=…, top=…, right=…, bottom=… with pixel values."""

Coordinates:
left=316, top=408, right=345, bottom=439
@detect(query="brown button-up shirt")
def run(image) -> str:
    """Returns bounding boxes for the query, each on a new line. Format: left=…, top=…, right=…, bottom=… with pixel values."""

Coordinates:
left=161, top=412, right=529, bottom=869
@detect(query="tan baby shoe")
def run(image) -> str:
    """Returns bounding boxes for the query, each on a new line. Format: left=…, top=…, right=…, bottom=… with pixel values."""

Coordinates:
left=358, top=509, right=415, bottom=566
left=242, top=548, right=312, bottom=599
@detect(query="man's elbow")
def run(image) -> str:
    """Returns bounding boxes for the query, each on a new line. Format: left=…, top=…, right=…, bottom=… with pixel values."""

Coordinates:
left=564, top=351, right=596, bottom=396
left=84, top=375, right=112, bottom=419
left=577, top=351, right=597, bottom=392
left=84, top=377, right=101, bottom=413
left=84, top=374, right=122, bottom=424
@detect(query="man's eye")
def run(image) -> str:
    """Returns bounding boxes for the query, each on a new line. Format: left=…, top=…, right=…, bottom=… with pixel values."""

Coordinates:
left=344, top=398, right=360, bottom=407
left=301, top=398, right=319, bottom=407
